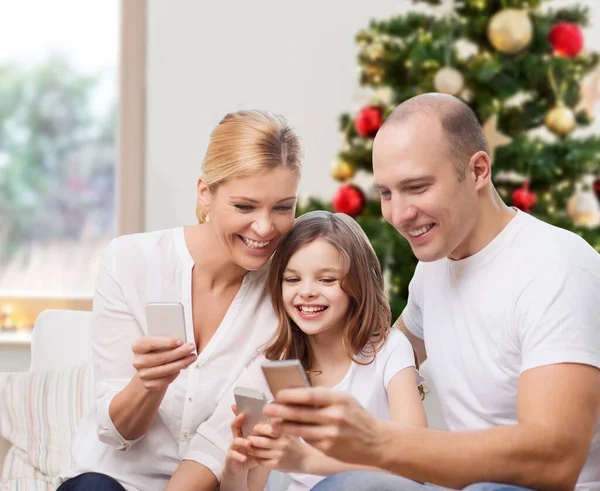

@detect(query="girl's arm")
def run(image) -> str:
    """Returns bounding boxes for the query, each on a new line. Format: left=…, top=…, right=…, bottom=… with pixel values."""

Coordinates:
left=387, top=366, right=428, bottom=427
left=246, top=466, right=271, bottom=491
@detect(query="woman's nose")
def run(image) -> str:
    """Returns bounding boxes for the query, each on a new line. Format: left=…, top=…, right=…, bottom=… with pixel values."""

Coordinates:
left=252, top=215, right=274, bottom=237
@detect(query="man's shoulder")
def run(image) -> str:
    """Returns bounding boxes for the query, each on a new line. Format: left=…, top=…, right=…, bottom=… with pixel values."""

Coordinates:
left=509, top=214, right=599, bottom=274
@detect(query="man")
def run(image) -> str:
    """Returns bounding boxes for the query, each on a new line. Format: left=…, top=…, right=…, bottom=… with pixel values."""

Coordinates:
left=264, top=93, right=600, bottom=491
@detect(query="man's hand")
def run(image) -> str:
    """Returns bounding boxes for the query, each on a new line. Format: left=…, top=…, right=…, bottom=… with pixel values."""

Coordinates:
left=263, top=387, right=386, bottom=466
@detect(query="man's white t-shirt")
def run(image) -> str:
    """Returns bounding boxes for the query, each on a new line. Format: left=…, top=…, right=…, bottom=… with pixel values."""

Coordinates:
left=402, top=209, right=600, bottom=489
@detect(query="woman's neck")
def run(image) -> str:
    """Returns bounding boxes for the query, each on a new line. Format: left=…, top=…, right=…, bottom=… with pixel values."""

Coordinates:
left=184, top=224, right=247, bottom=291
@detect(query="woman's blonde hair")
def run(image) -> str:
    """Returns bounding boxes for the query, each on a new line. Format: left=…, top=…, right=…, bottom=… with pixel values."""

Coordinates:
left=264, top=211, right=391, bottom=371
left=196, top=110, right=303, bottom=223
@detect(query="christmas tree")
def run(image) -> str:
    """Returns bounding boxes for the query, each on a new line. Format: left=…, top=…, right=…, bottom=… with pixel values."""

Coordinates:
left=300, top=0, right=600, bottom=319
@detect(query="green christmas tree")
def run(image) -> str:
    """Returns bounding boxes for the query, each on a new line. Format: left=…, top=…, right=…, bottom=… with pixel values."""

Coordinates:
left=300, top=0, right=600, bottom=319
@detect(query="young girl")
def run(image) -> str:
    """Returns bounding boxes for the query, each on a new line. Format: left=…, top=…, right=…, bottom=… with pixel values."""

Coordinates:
left=221, top=210, right=427, bottom=491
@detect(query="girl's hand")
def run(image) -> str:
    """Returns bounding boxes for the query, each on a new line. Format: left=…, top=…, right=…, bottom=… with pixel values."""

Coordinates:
left=247, top=422, right=309, bottom=473
left=132, top=336, right=197, bottom=391
left=223, top=410, right=258, bottom=477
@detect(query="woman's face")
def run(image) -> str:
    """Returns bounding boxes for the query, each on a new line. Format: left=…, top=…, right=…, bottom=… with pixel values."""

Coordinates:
left=201, top=167, right=300, bottom=271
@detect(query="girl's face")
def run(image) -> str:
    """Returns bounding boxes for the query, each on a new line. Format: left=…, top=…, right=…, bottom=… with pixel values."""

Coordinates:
left=281, top=238, right=351, bottom=340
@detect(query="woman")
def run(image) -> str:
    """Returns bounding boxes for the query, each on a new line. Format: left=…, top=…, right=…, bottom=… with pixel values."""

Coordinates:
left=57, top=110, right=303, bottom=491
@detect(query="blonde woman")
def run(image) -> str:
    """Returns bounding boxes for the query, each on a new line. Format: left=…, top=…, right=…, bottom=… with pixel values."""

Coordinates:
left=57, top=110, right=303, bottom=491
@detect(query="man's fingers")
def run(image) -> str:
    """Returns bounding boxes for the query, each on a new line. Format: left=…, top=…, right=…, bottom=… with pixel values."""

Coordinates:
left=275, top=387, right=350, bottom=407
left=263, top=403, right=324, bottom=425
left=277, top=421, right=330, bottom=443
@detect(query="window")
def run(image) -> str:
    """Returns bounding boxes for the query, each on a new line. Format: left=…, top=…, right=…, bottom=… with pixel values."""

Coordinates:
left=0, top=1, right=145, bottom=325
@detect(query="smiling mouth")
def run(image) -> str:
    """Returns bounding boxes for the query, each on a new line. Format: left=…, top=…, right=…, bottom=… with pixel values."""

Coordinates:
left=296, top=305, right=328, bottom=314
left=239, top=235, right=272, bottom=249
left=407, top=224, right=435, bottom=237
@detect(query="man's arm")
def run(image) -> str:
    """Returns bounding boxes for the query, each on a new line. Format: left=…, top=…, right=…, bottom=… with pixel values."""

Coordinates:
left=394, top=315, right=426, bottom=364
left=164, top=460, right=218, bottom=491
left=266, top=363, right=600, bottom=491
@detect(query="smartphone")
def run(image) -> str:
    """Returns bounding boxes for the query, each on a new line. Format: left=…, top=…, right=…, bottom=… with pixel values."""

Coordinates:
left=146, top=302, right=188, bottom=343
left=233, top=387, right=269, bottom=437
left=261, top=359, right=311, bottom=398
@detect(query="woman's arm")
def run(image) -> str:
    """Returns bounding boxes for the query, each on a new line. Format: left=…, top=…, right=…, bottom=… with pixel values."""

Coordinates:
left=164, top=461, right=219, bottom=491
left=108, top=336, right=197, bottom=439
left=93, top=240, right=197, bottom=445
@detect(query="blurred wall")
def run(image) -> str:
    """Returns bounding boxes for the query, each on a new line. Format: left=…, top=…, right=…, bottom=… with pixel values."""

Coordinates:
left=146, top=0, right=600, bottom=231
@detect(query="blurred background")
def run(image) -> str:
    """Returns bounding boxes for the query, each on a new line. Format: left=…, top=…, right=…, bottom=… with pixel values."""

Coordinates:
left=0, top=0, right=599, bottom=333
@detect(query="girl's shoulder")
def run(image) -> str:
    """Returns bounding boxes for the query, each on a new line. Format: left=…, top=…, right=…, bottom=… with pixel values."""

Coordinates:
left=379, top=328, right=414, bottom=358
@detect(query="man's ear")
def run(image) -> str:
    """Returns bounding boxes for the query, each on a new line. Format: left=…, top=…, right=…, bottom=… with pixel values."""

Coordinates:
left=470, top=151, right=492, bottom=190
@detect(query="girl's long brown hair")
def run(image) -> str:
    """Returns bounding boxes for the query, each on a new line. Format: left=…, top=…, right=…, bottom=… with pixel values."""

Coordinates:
left=264, top=210, right=391, bottom=371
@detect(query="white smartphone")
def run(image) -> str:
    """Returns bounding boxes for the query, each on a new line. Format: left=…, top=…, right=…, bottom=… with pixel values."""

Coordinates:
left=233, top=386, right=268, bottom=437
left=146, top=302, right=188, bottom=343
left=260, top=359, right=311, bottom=398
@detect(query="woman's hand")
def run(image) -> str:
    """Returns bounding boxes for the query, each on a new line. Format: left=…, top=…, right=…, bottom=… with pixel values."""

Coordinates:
left=247, top=422, right=309, bottom=473
left=132, top=336, right=197, bottom=391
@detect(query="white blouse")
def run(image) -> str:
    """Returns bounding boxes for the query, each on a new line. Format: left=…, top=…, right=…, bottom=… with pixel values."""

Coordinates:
left=58, top=227, right=278, bottom=491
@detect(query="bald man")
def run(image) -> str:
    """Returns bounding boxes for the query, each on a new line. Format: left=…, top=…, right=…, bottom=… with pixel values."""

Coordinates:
left=264, top=94, right=600, bottom=491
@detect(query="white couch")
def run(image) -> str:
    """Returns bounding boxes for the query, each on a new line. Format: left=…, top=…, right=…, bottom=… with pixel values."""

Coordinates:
left=0, top=309, right=446, bottom=490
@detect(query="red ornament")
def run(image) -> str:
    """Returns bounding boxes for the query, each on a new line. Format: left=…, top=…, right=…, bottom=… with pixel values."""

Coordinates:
left=354, top=105, right=383, bottom=138
left=593, top=177, right=600, bottom=201
left=332, top=184, right=366, bottom=218
left=512, top=181, right=537, bottom=212
left=548, top=22, right=584, bottom=58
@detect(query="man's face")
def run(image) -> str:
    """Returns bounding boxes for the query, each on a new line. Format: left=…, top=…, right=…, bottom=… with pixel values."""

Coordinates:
left=372, top=117, right=479, bottom=262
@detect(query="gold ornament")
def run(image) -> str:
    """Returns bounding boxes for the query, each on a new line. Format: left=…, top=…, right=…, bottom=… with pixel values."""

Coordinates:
left=433, top=67, right=464, bottom=95
left=365, top=42, right=385, bottom=61
left=470, top=0, right=487, bottom=10
left=487, top=9, right=533, bottom=54
left=567, top=180, right=600, bottom=228
left=545, top=102, right=576, bottom=136
left=330, top=158, right=355, bottom=182
left=482, top=114, right=512, bottom=164
left=363, top=66, right=384, bottom=84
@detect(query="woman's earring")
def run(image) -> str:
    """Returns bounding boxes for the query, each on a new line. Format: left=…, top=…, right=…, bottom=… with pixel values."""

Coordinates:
left=205, top=212, right=210, bottom=223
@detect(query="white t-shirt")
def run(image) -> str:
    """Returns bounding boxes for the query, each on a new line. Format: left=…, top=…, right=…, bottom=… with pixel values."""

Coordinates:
left=279, top=329, right=422, bottom=491
left=402, top=209, right=600, bottom=490
left=57, top=227, right=278, bottom=491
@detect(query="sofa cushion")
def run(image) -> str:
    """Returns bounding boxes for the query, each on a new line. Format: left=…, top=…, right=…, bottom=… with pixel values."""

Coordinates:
left=0, top=363, right=93, bottom=485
